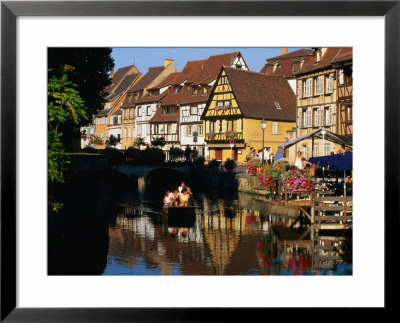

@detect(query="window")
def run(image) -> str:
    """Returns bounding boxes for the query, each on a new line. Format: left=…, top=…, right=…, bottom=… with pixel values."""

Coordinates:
left=146, top=106, right=151, bottom=116
left=171, top=123, right=177, bottom=134
left=190, top=106, right=198, bottom=115
left=298, top=80, right=302, bottom=98
left=304, top=78, right=313, bottom=97
left=137, top=125, right=142, bottom=136
left=272, top=122, right=280, bottom=134
left=192, top=86, right=198, bottom=95
left=137, top=107, right=141, bottom=117
left=159, top=124, right=165, bottom=134
left=303, top=145, right=309, bottom=160
left=224, top=100, right=231, bottom=108
left=339, top=69, right=344, bottom=85
left=324, top=143, right=330, bottom=156
left=274, top=102, right=282, bottom=109
left=174, top=86, right=181, bottom=93
left=198, top=125, right=203, bottom=136
left=202, top=87, right=208, bottom=94
left=187, top=125, right=192, bottom=136
left=220, top=76, right=228, bottom=85
left=297, top=109, right=302, bottom=128
left=236, top=119, right=242, bottom=132
left=206, top=121, right=210, bottom=133
left=314, top=107, right=324, bottom=127
left=221, top=119, right=227, bottom=132
left=215, top=120, right=220, bottom=133
left=305, top=108, right=312, bottom=127
left=347, top=106, right=352, bottom=122
left=146, top=125, right=150, bottom=135
left=313, top=144, right=319, bottom=157
left=167, top=124, right=172, bottom=134
left=316, top=76, right=324, bottom=95
left=326, top=73, right=333, bottom=94
left=325, top=106, right=333, bottom=126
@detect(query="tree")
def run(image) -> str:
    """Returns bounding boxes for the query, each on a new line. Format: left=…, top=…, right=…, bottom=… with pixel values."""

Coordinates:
left=48, top=71, right=88, bottom=211
left=48, top=48, right=114, bottom=122
left=108, top=134, right=120, bottom=147
left=48, top=48, right=114, bottom=151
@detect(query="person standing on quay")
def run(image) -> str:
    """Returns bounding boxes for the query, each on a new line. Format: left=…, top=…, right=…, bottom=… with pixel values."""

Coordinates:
left=294, top=151, right=303, bottom=169
left=185, top=145, right=191, bottom=162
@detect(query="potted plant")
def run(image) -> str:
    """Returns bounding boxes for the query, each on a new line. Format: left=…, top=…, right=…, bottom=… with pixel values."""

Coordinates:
left=224, top=158, right=237, bottom=171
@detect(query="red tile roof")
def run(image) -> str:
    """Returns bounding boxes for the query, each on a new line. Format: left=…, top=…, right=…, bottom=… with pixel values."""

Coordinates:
left=331, top=47, right=353, bottom=64
left=104, top=65, right=137, bottom=94
left=135, top=89, right=170, bottom=105
left=127, top=66, right=165, bottom=93
left=295, top=48, right=352, bottom=75
left=148, top=107, right=179, bottom=123
left=260, top=49, right=314, bottom=77
left=106, top=73, right=141, bottom=101
left=220, top=67, right=296, bottom=122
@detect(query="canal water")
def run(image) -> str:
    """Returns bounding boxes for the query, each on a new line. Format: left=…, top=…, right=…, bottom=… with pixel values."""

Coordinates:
left=48, top=170, right=352, bottom=276
left=102, top=185, right=352, bottom=276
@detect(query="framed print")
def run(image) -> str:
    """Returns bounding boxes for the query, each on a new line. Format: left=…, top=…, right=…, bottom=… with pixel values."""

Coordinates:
left=1, top=0, right=398, bottom=321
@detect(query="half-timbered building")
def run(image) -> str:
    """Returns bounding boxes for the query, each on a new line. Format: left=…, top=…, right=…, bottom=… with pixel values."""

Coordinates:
left=260, top=48, right=314, bottom=93
left=149, top=52, right=248, bottom=154
left=120, top=60, right=177, bottom=148
left=202, top=67, right=297, bottom=162
left=94, top=68, right=142, bottom=149
left=291, top=47, right=353, bottom=160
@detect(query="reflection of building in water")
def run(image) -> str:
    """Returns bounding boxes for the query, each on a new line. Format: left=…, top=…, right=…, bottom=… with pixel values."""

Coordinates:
left=107, top=213, right=214, bottom=275
left=312, top=235, right=351, bottom=271
left=199, top=205, right=269, bottom=275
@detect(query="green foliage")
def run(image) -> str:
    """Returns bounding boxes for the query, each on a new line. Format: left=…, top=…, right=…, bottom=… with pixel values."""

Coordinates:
left=108, top=134, right=120, bottom=147
left=48, top=48, right=115, bottom=125
left=88, top=134, right=104, bottom=147
left=150, top=136, right=166, bottom=148
left=48, top=73, right=88, bottom=131
left=134, top=137, right=146, bottom=148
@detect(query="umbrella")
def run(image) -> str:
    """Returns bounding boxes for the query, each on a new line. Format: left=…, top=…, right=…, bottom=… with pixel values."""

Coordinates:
left=309, top=152, right=352, bottom=196
left=308, top=152, right=352, bottom=171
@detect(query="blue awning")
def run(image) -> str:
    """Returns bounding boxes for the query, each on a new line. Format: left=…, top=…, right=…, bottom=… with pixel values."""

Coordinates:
left=308, top=152, right=352, bottom=171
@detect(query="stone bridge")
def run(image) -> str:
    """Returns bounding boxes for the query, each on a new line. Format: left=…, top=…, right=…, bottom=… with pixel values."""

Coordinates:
left=112, top=164, right=192, bottom=192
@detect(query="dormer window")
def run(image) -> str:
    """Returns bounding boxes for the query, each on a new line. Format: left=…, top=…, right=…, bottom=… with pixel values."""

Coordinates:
left=192, top=86, right=199, bottom=95
left=202, top=86, right=208, bottom=94
left=316, top=49, right=322, bottom=63
left=274, top=102, right=282, bottom=109
left=174, top=86, right=181, bottom=93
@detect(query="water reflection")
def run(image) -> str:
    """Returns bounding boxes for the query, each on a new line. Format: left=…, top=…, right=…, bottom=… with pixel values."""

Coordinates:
left=103, top=189, right=352, bottom=275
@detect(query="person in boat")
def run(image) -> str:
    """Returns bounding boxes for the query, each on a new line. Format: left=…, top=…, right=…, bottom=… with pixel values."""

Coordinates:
left=163, top=190, right=171, bottom=207
left=170, top=187, right=179, bottom=206
left=179, top=187, right=190, bottom=206
left=186, top=186, right=194, bottom=206
left=178, top=182, right=186, bottom=194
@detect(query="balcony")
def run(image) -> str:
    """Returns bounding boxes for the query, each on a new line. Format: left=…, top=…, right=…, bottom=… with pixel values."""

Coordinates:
left=205, top=131, right=244, bottom=143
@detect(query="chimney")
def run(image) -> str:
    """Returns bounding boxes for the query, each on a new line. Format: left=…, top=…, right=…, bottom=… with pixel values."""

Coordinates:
left=281, top=48, right=288, bottom=55
left=110, top=68, right=114, bottom=78
left=164, top=58, right=174, bottom=68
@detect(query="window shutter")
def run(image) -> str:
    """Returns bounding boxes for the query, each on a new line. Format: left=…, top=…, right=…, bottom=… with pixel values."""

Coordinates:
left=237, top=119, right=242, bottom=132
left=319, top=76, right=324, bottom=94
left=298, top=81, right=302, bottom=98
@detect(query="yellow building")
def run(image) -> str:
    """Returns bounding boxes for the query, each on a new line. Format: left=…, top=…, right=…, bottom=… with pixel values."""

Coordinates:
left=287, top=48, right=353, bottom=161
left=201, top=67, right=297, bottom=162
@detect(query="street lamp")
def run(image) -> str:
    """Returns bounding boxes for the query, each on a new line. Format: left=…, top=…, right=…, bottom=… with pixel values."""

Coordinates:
left=261, top=119, right=267, bottom=163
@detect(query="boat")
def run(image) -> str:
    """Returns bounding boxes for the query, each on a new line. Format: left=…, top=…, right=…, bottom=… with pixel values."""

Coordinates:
left=272, top=225, right=310, bottom=241
left=162, top=206, right=196, bottom=228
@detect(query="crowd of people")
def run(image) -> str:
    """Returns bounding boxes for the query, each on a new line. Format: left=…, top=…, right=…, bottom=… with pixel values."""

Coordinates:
left=245, top=146, right=284, bottom=165
left=163, top=182, right=194, bottom=207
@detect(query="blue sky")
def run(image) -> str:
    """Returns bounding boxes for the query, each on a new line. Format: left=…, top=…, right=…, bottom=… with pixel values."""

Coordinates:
left=111, top=47, right=307, bottom=74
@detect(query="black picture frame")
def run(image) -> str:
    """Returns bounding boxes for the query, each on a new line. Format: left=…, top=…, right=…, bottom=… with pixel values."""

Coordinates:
left=1, top=0, right=398, bottom=321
